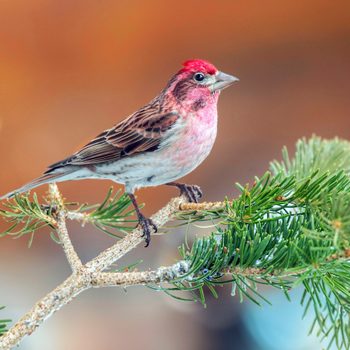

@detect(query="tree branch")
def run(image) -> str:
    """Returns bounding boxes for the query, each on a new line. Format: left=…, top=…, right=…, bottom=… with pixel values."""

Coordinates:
left=91, top=261, right=190, bottom=287
left=179, top=201, right=226, bottom=211
left=56, top=211, right=83, bottom=272
left=86, top=196, right=186, bottom=272
left=49, top=184, right=83, bottom=271
left=0, top=192, right=187, bottom=350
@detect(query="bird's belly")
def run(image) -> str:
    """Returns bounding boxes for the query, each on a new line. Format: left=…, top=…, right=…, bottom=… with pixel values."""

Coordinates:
left=95, top=116, right=217, bottom=192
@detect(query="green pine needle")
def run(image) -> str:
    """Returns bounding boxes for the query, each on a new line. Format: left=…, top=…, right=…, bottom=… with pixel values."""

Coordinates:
left=0, top=306, right=11, bottom=336
left=162, top=136, right=350, bottom=350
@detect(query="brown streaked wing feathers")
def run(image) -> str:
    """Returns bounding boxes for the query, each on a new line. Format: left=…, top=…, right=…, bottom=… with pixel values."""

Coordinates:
left=46, top=108, right=179, bottom=171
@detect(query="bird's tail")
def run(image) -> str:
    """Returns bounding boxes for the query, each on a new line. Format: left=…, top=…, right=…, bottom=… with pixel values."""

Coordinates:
left=0, top=169, right=77, bottom=200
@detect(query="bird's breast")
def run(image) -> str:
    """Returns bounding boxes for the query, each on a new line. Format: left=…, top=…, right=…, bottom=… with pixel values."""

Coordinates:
left=160, top=105, right=218, bottom=172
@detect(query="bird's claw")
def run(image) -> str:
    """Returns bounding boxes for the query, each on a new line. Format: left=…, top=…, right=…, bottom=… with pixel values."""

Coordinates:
left=138, top=215, right=157, bottom=247
left=179, top=184, right=203, bottom=203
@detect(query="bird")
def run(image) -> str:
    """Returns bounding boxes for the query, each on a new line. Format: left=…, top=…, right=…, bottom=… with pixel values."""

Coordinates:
left=1, top=59, right=238, bottom=246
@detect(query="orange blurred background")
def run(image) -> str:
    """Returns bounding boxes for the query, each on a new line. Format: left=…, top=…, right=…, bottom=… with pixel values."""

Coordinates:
left=0, top=1, right=350, bottom=349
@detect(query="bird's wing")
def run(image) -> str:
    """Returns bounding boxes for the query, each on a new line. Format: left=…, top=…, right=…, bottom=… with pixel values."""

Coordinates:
left=46, top=106, right=180, bottom=171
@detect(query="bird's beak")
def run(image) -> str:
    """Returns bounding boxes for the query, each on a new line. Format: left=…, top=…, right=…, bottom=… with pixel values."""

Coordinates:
left=210, top=71, right=239, bottom=92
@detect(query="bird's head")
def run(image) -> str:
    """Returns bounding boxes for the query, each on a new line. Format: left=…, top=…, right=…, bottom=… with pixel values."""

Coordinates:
left=166, top=59, right=239, bottom=110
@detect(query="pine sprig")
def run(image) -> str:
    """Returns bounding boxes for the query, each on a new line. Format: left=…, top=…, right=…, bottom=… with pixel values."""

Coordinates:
left=0, top=193, right=56, bottom=244
left=162, top=136, right=350, bottom=349
left=0, top=188, right=137, bottom=242
left=0, top=307, right=11, bottom=336
left=74, top=188, right=137, bottom=238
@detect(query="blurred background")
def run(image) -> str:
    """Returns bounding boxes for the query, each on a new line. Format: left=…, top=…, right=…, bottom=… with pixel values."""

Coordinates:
left=0, top=0, right=350, bottom=349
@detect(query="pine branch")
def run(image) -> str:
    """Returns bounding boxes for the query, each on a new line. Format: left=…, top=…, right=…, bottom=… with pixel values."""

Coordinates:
left=0, top=193, right=186, bottom=349
left=171, top=137, right=350, bottom=348
left=1, top=136, right=350, bottom=349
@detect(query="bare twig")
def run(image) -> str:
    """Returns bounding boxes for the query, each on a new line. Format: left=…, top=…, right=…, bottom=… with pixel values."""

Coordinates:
left=0, top=260, right=192, bottom=350
left=49, top=184, right=83, bottom=271
left=92, top=261, right=190, bottom=287
left=56, top=211, right=83, bottom=272
left=179, top=201, right=226, bottom=211
left=0, top=275, right=89, bottom=350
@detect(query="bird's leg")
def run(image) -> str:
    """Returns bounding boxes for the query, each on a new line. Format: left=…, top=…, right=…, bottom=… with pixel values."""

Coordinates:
left=166, top=182, right=203, bottom=203
left=128, top=193, right=157, bottom=247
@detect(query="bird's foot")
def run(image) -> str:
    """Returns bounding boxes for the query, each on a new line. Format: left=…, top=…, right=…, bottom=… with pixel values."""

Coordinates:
left=168, top=183, right=203, bottom=203
left=138, top=214, right=158, bottom=247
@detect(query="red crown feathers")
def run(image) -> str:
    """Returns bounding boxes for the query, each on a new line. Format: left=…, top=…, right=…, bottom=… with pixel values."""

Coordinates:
left=180, top=59, right=218, bottom=75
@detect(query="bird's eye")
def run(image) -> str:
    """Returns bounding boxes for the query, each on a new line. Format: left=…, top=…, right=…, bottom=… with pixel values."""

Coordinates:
left=193, top=72, right=205, bottom=82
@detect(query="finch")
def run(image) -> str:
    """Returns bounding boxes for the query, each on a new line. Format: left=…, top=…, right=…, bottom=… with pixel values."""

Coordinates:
left=1, top=59, right=238, bottom=246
